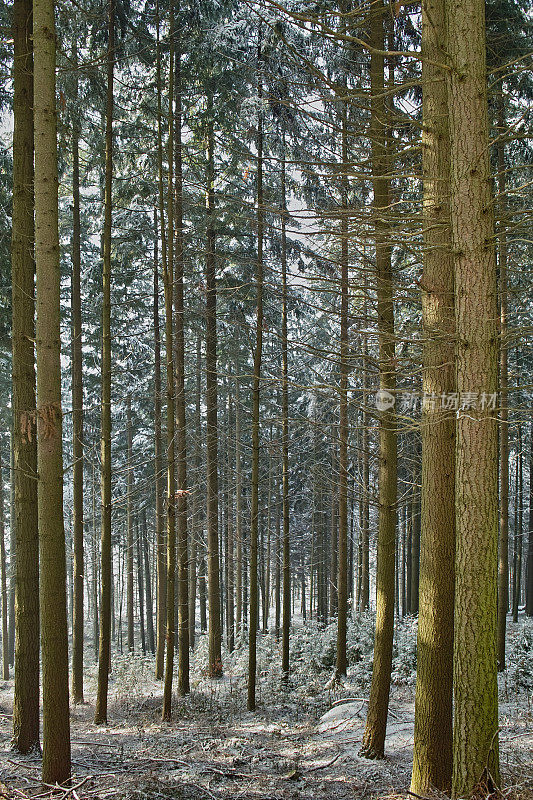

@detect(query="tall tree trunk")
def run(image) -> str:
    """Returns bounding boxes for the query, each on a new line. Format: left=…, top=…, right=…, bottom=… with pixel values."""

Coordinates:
left=410, top=491, right=420, bottom=615
left=94, top=0, right=115, bottom=727
left=446, top=0, right=500, bottom=790
left=126, top=395, right=134, bottom=653
left=154, top=208, right=166, bottom=678
left=7, top=433, right=15, bottom=667
left=190, top=335, right=202, bottom=648
left=280, top=147, right=290, bottom=683
left=512, top=437, right=523, bottom=623
left=226, top=394, right=235, bottom=652
left=411, top=0, right=455, bottom=786
left=92, top=441, right=99, bottom=661
left=34, top=0, right=71, bottom=780
left=162, top=0, right=177, bottom=720
left=137, top=519, right=146, bottom=654
left=142, top=510, right=155, bottom=654
left=360, top=0, right=397, bottom=759
left=70, top=39, right=84, bottom=704
left=1, top=453, right=8, bottom=679
left=336, top=95, right=349, bottom=679
left=174, top=35, right=189, bottom=695
left=205, top=99, right=222, bottom=677
left=360, top=330, right=370, bottom=612
left=248, top=41, right=264, bottom=711
left=12, top=0, right=40, bottom=754
left=235, top=357, right=243, bottom=641
left=526, top=424, right=533, bottom=617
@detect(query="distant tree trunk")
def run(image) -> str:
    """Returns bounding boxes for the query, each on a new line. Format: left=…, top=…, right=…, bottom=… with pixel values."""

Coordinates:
left=496, top=95, right=509, bottom=665
left=70, top=39, right=84, bottom=705
left=174, top=32, right=189, bottom=697
left=226, top=395, right=235, bottom=652
left=34, top=0, right=71, bottom=780
left=280, top=147, right=290, bottom=683
left=7, top=434, right=15, bottom=667
left=512, top=438, right=523, bottom=624
left=127, top=396, right=134, bottom=653
left=275, top=470, right=281, bottom=637
left=136, top=520, right=146, bottom=654
left=235, top=358, right=243, bottom=641
left=360, top=0, right=397, bottom=759
left=248, top=41, right=264, bottom=712
left=329, top=433, right=338, bottom=618
left=410, top=0, right=455, bottom=786
left=154, top=208, right=166, bottom=678
left=336, top=96, right=349, bottom=679
left=11, top=0, right=40, bottom=754
left=410, top=492, right=420, bottom=615
left=1, top=454, right=8, bottom=680
left=446, top=0, right=500, bottom=790
left=526, top=424, right=533, bottom=617
left=142, top=510, right=155, bottom=654
left=94, top=0, right=115, bottom=727
left=205, top=99, right=222, bottom=678
left=162, top=0, right=177, bottom=721
left=190, top=335, right=202, bottom=648
left=92, top=446, right=99, bottom=661
left=360, top=331, right=370, bottom=612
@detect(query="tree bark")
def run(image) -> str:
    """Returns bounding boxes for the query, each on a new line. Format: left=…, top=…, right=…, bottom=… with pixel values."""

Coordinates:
left=154, top=207, right=166, bottom=678
left=446, top=0, right=500, bottom=790
left=1, top=453, right=8, bottom=679
left=360, top=0, right=397, bottom=759
left=94, top=0, right=115, bottom=727
left=11, top=0, right=40, bottom=754
left=126, top=396, right=134, bottom=653
left=34, top=0, right=71, bottom=780
left=410, top=0, right=455, bottom=787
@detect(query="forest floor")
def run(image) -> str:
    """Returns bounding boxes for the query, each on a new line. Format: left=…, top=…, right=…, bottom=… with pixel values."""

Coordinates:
left=1, top=616, right=532, bottom=800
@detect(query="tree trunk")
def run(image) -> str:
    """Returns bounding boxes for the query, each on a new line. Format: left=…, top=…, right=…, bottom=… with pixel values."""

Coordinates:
left=248, top=41, right=264, bottom=711
left=336, top=94, right=349, bottom=679
left=205, top=99, right=222, bottom=678
left=12, top=0, right=40, bottom=754
left=1, top=453, right=9, bottom=680
left=410, top=0, right=455, bottom=786
left=174, top=30, right=190, bottom=697
left=162, top=0, right=177, bottom=720
left=410, top=492, right=420, bottom=615
left=235, top=357, right=243, bottom=641
left=95, top=0, right=115, bottom=727
left=227, top=395, right=235, bottom=652
left=512, top=438, right=523, bottom=623
left=34, top=0, right=71, bottom=780
left=154, top=208, right=166, bottom=678
left=127, top=395, right=134, bottom=653
left=446, top=0, right=500, bottom=790
left=142, top=510, right=155, bottom=654
left=70, top=39, right=84, bottom=704
left=360, top=0, right=397, bottom=759
left=526, top=424, right=533, bottom=617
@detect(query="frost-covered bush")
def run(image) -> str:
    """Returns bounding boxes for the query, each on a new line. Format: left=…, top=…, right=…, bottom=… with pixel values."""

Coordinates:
left=391, top=616, right=418, bottom=686
left=507, top=618, right=533, bottom=692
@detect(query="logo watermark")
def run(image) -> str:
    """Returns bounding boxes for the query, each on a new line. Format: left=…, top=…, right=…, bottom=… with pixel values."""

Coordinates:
left=375, top=390, right=498, bottom=413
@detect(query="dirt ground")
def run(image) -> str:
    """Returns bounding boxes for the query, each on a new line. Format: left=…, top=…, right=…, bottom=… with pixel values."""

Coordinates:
left=1, top=646, right=532, bottom=800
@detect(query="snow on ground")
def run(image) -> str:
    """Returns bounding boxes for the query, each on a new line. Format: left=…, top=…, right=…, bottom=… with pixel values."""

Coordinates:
left=0, top=615, right=532, bottom=800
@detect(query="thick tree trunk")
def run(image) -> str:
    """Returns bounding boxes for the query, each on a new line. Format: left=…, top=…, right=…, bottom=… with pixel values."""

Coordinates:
left=12, top=0, right=40, bottom=754
left=410, top=0, right=455, bottom=788
left=34, top=0, right=71, bottom=780
left=94, top=0, right=115, bottom=727
left=446, top=0, right=500, bottom=791
left=360, top=0, right=397, bottom=759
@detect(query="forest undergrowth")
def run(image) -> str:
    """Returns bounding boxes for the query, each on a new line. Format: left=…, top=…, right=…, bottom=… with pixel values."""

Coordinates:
left=1, top=617, right=532, bottom=800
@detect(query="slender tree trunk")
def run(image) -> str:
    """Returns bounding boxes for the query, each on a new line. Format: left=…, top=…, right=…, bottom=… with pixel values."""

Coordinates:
left=154, top=208, right=166, bottom=678
left=95, top=0, right=115, bottom=727
left=70, top=40, right=84, bottom=704
left=136, top=520, right=146, bottom=654
left=336, top=96, right=349, bottom=679
left=410, top=491, right=420, bottom=615
left=142, top=510, right=155, bottom=654
left=280, top=147, right=291, bottom=683
left=12, top=0, right=40, bottom=754
left=360, top=332, right=370, bottom=612
left=174, top=28, right=189, bottom=696
left=526, top=424, right=533, bottom=617
left=227, top=395, right=235, bottom=652
left=190, top=335, right=203, bottom=648
left=34, top=0, right=71, bottom=780
left=446, top=0, right=500, bottom=790
left=248, top=43, right=264, bottom=711
left=92, top=445, right=99, bottom=661
left=126, top=396, right=134, bottom=653
left=205, top=98, right=222, bottom=677
left=411, top=0, right=455, bottom=786
left=162, top=0, right=177, bottom=720
left=512, top=438, right=523, bottom=623
left=235, top=358, right=243, bottom=641
left=1, top=454, right=9, bottom=680
left=360, top=0, right=397, bottom=759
